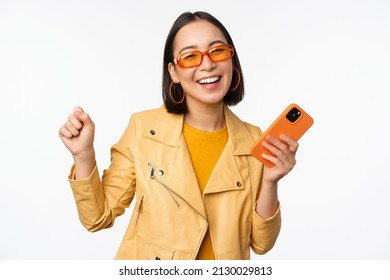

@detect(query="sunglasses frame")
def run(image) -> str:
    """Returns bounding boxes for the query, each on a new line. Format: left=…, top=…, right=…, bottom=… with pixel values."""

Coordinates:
left=173, top=44, right=234, bottom=68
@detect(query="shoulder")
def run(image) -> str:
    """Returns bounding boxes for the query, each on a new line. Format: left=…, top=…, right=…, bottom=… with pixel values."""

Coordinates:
left=128, top=105, right=169, bottom=128
left=242, top=121, right=263, bottom=139
left=125, top=105, right=183, bottom=137
left=131, top=106, right=163, bottom=121
left=118, top=106, right=163, bottom=139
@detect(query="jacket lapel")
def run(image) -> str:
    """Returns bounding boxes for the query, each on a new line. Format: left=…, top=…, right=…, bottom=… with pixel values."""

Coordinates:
left=144, top=106, right=206, bottom=219
left=203, top=106, right=257, bottom=195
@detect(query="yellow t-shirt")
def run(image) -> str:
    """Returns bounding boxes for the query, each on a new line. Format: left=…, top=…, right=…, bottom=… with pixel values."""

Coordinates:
left=183, top=122, right=228, bottom=260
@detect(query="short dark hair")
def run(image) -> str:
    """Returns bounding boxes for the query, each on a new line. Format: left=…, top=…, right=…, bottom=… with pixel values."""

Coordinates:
left=162, top=11, right=244, bottom=114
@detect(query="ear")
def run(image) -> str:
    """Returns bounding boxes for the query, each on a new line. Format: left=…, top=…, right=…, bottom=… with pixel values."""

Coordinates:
left=168, top=62, right=180, bottom=83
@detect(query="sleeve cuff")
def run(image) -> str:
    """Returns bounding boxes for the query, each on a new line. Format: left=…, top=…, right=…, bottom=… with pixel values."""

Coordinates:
left=68, top=164, right=98, bottom=183
left=251, top=201, right=282, bottom=254
left=253, top=201, right=280, bottom=222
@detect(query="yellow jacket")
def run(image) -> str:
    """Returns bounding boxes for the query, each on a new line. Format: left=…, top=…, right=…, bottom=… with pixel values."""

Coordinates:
left=69, top=105, right=281, bottom=260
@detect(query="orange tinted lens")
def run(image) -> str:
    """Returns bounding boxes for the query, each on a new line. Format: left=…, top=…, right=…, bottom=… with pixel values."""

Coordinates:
left=178, top=51, right=202, bottom=68
left=209, top=45, right=233, bottom=62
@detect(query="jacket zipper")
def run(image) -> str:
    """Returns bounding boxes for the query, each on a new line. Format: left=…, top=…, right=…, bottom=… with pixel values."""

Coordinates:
left=135, top=195, right=144, bottom=225
left=148, top=164, right=181, bottom=208
left=245, top=156, right=254, bottom=246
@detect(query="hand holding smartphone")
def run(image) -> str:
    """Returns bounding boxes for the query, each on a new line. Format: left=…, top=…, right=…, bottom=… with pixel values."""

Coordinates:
left=250, top=103, right=314, bottom=167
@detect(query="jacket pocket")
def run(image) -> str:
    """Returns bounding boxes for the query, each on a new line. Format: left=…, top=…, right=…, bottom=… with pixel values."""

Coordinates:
left=145, top=241, right=175, bottom=260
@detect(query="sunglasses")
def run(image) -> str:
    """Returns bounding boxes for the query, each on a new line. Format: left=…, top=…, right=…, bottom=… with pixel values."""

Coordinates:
left=173, top=44, right=234, bottom=68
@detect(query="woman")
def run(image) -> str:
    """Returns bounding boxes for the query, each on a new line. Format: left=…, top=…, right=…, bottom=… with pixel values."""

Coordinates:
left=59, top=11, right=298, bottom=260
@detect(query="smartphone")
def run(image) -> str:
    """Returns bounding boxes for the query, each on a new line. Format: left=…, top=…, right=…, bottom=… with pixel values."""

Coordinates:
left=250, top=103, right=314, bottom=167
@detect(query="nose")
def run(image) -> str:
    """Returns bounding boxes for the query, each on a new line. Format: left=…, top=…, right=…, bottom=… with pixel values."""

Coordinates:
left=200, top=54, right=216, bottom=71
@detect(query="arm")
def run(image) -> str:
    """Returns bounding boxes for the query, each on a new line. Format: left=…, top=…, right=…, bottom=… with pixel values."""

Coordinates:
left=256, top=134, right=298, bottom=218
left=59, top=107, right=137, bottom=232
left=251, top=134, right=298, bottom=254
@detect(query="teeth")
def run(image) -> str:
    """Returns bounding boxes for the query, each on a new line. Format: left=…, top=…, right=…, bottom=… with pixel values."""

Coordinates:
left=198, top=77, right=220, bottom=84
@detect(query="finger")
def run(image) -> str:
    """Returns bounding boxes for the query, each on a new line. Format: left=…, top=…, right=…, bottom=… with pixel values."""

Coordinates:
left=68, top=113, right=83, bottom=130
left=261, top=152, right=282, bottom=167
left=261, top=148, right=296, bottom=173
left=264, top=135, right=290, bottom=157
left=59, top=126, right=72, bottom=138
left=261, top=141, right=288, bottom=167
left=73, top=109, right=94, bottom=129
left=64, top=120, right=81, bottom=136
left=262, top=138, right=296, bottom=167
left=73, top=106, right=85, bottom=114
left=280, top=134, right=299, bottom=153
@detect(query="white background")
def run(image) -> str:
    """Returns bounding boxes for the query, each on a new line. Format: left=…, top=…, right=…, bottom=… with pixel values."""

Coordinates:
left=0, top=0, right=389, bottom=260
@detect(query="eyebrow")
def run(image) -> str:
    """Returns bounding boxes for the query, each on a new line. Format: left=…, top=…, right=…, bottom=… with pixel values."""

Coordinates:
left=178, top=40, right=227, bottom=55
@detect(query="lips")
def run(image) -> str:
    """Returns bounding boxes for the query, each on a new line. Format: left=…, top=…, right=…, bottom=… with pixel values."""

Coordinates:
left=197, top=76, right=221, bottom=85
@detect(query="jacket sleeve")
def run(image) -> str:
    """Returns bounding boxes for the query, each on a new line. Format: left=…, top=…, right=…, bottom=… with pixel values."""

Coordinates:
left=68, top=115, right=137, bottom=232
left=243, top=122, right=282, bottom=254
left=251, top=203, right=281, bottom=255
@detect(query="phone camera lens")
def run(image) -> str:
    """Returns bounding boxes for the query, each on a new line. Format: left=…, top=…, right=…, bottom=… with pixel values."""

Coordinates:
left=286, top=107, right=301, bottom=123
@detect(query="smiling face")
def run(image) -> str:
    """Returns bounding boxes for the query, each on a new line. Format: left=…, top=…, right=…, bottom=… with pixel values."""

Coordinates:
left=168, top=20, right=233, bottom=110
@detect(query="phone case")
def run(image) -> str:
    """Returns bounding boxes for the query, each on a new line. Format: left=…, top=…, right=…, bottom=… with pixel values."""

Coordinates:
left=250, top=103, right=314, bottom=167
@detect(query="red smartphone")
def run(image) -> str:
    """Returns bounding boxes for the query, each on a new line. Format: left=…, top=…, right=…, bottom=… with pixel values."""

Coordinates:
left=250, top=103, right=314, bottom=167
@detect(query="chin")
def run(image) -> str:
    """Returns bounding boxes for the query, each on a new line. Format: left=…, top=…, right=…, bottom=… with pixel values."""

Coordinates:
left=203, top=97, right=225, bottom=105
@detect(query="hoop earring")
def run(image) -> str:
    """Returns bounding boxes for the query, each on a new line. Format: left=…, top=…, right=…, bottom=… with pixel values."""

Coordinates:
left=229, top=67, right=241, bottom=92
left=169, top=82, right=186, bottom=104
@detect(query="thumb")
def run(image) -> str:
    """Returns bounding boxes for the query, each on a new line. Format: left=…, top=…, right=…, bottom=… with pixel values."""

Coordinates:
left=73, top=106, right=94, bottom=128
left=73, top=106, right=84, bottom=114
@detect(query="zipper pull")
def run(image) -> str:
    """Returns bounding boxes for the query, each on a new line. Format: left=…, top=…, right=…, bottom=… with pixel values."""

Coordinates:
left=138, top=196, right=144, bottom=213
left=136, top=195, right=144, bottom=225
left=149, top=164, right=155, bottom=179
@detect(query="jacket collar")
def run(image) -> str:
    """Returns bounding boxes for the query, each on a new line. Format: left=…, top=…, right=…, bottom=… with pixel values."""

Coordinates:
left=145, top=105, right=256, bottom=155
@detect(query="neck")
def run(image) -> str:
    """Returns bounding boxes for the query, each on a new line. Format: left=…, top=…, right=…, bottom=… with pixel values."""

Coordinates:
left=184, top=102, right=225, bottom=132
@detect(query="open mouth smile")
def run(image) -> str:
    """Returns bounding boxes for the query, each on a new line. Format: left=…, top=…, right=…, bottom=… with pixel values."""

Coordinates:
left=197, top=76, right=221, bottom=85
